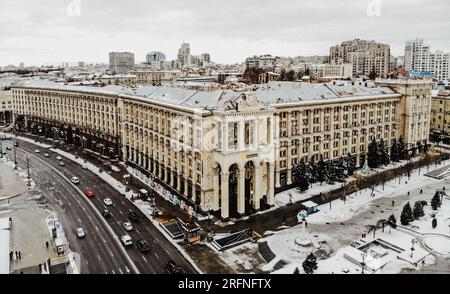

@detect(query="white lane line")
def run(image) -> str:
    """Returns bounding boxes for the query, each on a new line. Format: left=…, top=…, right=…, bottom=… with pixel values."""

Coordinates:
left=82, top=207, right=86, bottom=212
left=78, top=218, right=82, bottom=223
left=154, top=252, right=159, bottom=259
left=87, top=215, right=92, bottom=221
left=95, top=226, right=99, bottom=232
left=67, top=201, right=72, bottom=207
left=142, top=256, right=147, bottom=263
left=102, top=237, right=107, bottom=243
left=97, top=255, right=102, bottom=261
left=109, top=250, right=114, bottom=258
left=118, top=210, right=124, bottom=215
left=112, top=270, right=116, bottom=274
left=135, top=229, right=140, bottom=234
left=118, top=268, right=123, bottom=274
left=121, top=201, right=125, bottom=205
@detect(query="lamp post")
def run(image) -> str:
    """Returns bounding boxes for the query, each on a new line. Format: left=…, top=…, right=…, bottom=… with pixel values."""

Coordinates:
left=0, top=140, right=3, bottom=158
left=410, top=239, right=417, bottom=259
left=13, top=146, right=17, bottom=166
left=361, top=252, right=367, bottom=275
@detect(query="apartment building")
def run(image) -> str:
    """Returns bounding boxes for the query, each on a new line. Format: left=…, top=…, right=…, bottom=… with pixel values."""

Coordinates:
left=309, top=64, right=353, bottom=80
left=109, top=52, right=135, bottom=75
left=11, top=79, right=432, bottom=219
left=430, top=90, right=450, bottom=134
left=129, top=70, right=180, bottom=86
left=330, top=39, right=390, bottom=78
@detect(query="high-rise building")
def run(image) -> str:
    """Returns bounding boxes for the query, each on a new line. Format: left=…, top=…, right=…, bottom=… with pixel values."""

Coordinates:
left=404, top=38, right=449, bottom=81
left=146, top=51, right=166, bottom=64
left=330, top=39, right=390, bottom=78
left=109, top=52, right=135, bottom=74
left=200, top=53, right=211, bottom=64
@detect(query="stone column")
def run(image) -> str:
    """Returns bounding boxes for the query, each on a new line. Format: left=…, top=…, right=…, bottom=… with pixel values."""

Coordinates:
left=184, top=178, right=189, bottom=197
left=268, top=163, right=275, bottom=206
left=238, top=167, right=246, bottom=215
left=238, top=120, right=245, bottom=151
left=212, top=171, right=220, bottom=211
left=221, top=172, right=229, bottom=219
left=254, top=165, right=262, bottom=211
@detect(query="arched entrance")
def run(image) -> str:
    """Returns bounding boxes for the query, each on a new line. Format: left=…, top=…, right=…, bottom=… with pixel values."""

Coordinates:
left=228, top=164, right=239, bottom=218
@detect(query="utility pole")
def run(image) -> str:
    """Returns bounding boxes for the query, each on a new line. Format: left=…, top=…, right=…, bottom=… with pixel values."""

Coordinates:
left=0, top=140, right=3, bottom=158
left=13, top=146, right=17, bottom=168
left=361, top=252, right=367, bottom=275
left=26, top=155, right=30, bottom=179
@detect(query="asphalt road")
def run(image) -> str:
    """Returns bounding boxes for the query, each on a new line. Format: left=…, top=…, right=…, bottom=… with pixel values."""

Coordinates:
left=3, top=137, right=197, bottom=274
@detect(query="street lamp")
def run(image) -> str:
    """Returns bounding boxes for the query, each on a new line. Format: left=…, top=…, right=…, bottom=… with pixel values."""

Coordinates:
left=361, top=252, right=367, bottom=275
left=410, top=239, right=417, bottom=259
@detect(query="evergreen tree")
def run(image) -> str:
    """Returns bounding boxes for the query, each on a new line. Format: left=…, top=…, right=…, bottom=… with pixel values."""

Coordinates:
left=367, top=139, right=379, bottom=168
left=387, top=214, right=397, bottom=231
left=432, top=218, right=438, bottom=229
left=293, top=267, right=300, bottom=274
left=369, top=68, right=377, bottom=80
left=378, top=140, right=390, bottom=166
left=400, top=202, right=415, bottom=225
left=317, top=156, right=327, bottom=184
left=285, top=70, right=296, bottom=81
left=417, top=141, right=423, bottom=154
left=294, top=160, right=310, bottom=192
left=398, top=137, right=407, bottom=160
left=431, top=191, right=442, bottom=211
left=345, top=153, right=356, bottom=176
left=390, top=138, right=400, bottom=162
left=412, top=201, right=425, bottom=220
left=302, top=253, right=318, bottom=274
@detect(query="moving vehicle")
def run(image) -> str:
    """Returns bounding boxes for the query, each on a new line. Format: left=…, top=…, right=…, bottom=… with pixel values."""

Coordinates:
left=121, top=235, right=133, bottom=247
left=13, top=141, right=19, bottom=147
left=103, top=198, right=113, bottom=206
left=128, top=211, right=139, bottom=222
left=56, top=156, right=63, bottom=160
left=102, top=209, right=112, bottom=218
left=82, top=165, right=88, bottom=170
left=166, top=260, right=183, bottom=274
left=123, top=222, right=133, bottom=231
left=34, top=149, right=40, bottom=153
left=44, top=153, right=50, bottom=158
left=76, top=228, right=86, bottom=238
left=136, top=240, right=151, bottom=253
left=85, top=190, right=95, bottom=198
left=71, top=177, right=80, bottom=184
left=59, top=161, right=65, bottom=167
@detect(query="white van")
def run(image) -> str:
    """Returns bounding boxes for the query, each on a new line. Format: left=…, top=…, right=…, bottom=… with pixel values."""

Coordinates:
left=121, top=235, right=133, bottom=246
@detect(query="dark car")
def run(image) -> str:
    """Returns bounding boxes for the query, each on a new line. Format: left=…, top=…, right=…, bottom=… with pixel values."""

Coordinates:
left=128, top=211, right=139, bottom=222
left=13, top=141, right=19, bottom=147
left=166, top=260, right=183, bottom=274
left=102, top=209, right=112, bottom=218
left=136, top=240, right=151, bottom=253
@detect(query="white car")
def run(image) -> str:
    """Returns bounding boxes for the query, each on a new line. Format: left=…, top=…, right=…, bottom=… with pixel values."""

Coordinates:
left=71, top=177, right=80, bottom=184
left=56, top=156, right=63, bottom=160
left=82, top=165, right=88, bottom=170
left=34, top=149, right=40, bottom=153
left=44, top=153, right=50, bottom=158
left=59, top=161, right=65, bottom=167
left=123, top=222, right=133, bottom=231
left=103, top=198, right=113, bottom=206
left=121, top=235, right=132, bottom=246
left=76, top=228, right=86, bottom=238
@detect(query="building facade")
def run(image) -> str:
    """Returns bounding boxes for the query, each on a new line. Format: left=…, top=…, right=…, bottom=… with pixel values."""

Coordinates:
left=309, top=64, right=353, bottom=80
left=109, top=52, right=135, bottom=75
left=404, top=38, right=450, bottom=81
left=11, top=79, right=432, bottom=219
left=330, top=39, right=390, bottom=78
left=430, top=90, right=450, bottom=135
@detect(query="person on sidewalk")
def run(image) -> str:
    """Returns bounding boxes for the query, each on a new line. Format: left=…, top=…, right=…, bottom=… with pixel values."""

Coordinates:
left=46, top=241, right=49, bottom=249
left=18, top=251, right=21, bottom=260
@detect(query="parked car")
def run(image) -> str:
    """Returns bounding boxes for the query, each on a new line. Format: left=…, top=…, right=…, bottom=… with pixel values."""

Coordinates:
left=13, top=141, right=19, bottom=147
left=82, top=165, right=88, bottom=170
left=166, top=260, right=183, bottom=274
left=136, top=240, right=151, bottom=253
left=6, top=146, right=12, bottom=151
left=76, top=228, right=86, bottom=238
left=123, top=222, right=133, bottom=231
left=121, top=235, right=133, bottom=247
left=34, top=149, right=40, bottom=154
left=44, top=153, right=50, bottom=158
left=59, top=161, right=65, bottom=167
left=102, top=209, right=112, bottom=218
left=85, top=190, right=95, bottom=198
left=56, top=156, right=63, bottom=160
left=128, top=211, right=139, bottom=222
left=71, top=177, right=80, bottom=184
left=103, top=198, right=113, bottom=206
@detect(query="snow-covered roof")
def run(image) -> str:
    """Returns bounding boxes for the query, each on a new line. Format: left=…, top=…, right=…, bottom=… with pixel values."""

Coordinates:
left=302, top=201, right=319, bottom=208
left=12, top=80, right=401, bottom=112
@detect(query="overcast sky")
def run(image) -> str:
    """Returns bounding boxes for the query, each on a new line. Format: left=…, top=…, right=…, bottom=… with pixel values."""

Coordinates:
left=0, top=0, right=449, bottom=66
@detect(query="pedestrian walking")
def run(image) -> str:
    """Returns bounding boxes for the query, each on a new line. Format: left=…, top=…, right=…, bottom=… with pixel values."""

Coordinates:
left=15, top=251, right=18, bottom=260
left=38, top=264, right=42, bottom=272
left=392, top=200, right=395, bottom=207
left=18, top=251, right=21, bottom=260
left=9, top=251, right=13, bottom=261
left=420, top=189, right=423, bottom=194
left=46, top=241, right=49, bottom=249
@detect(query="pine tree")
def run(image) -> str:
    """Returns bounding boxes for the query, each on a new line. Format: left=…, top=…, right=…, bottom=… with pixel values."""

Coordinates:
left=390, top=138, right=399, bottom=162
left=317, top=156, right=327, bottom=184
left=293, top=267, right=300, bottom=274
left=369, top=68, right=377, bottom=80
left=431, top=191, right=442, bottom=211
left=387, top=214, right=397, bottom=232
left=432, top=218, right=438, bottom=229
left=412, top=201, right=425, bottom=220
left=302, top=253, right=318, bottom=274
left=378, top=140, right=390, bottom=166
left=294, top=160, right=310, bottom=192
left=400, top=202, right=414, bottom=225
left=398, top=137, right=407, bottom=160
left=367, top=139, right=379, bottom=168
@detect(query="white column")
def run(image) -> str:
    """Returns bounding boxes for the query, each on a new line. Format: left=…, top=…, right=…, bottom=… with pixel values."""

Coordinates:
left=254, top=165, right=262, bottom=211
left=238, top=120, right=245, bottom=151
left=268, top=163, right=275, bottom=206
left=238, top=168, right=246, bottom=215
left=212, top=171, right=220, bottom=211
left=221, top=172, right=229, bottom=219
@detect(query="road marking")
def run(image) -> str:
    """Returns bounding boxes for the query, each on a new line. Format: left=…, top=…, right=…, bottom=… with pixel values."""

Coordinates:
left=121, top=201, right=125, bottom=205
left=119, top=210, right=124, bottom=215
left=125, top=266, right=130, bottom=273
left=154, top=252, right=159, bottom=259
left=118, top=268, right=123, bottom=274
left=67, top=201, right=72, bottom=207
left=97, top=255, right=102, bottom=261
left=82, top=207, right=86, bottom=212
left=135, top=229, right=140, bottom=234
left=142, top=256, right=147, bottom=263
left=87, top=215, right=92, bottom=221
left=95, top=226, right=99, bottom=232
left=77, top=200, right=81, bottom=204
left=112, top=270, right=115, bottom=274
left=78, top=218, right=82, bottom=223
left=102, top=237, right=106, bottom=243
left=109, top=250, right=114, bottom=258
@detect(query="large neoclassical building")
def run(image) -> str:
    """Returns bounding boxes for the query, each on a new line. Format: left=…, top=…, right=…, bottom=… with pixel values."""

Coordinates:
left=11, top=79, right=432, bottom=219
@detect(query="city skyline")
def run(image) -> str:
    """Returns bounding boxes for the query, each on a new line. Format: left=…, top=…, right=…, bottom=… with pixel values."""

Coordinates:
left=1, top=0, right=450, bottom=66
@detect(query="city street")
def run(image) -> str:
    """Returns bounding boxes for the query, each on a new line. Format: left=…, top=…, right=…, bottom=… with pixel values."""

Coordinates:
left=3, top=138, right=197, bottom=274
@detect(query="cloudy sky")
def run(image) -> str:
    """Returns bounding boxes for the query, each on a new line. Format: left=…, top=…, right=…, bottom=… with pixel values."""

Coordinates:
left=0, top=0, right=449, bottom=66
